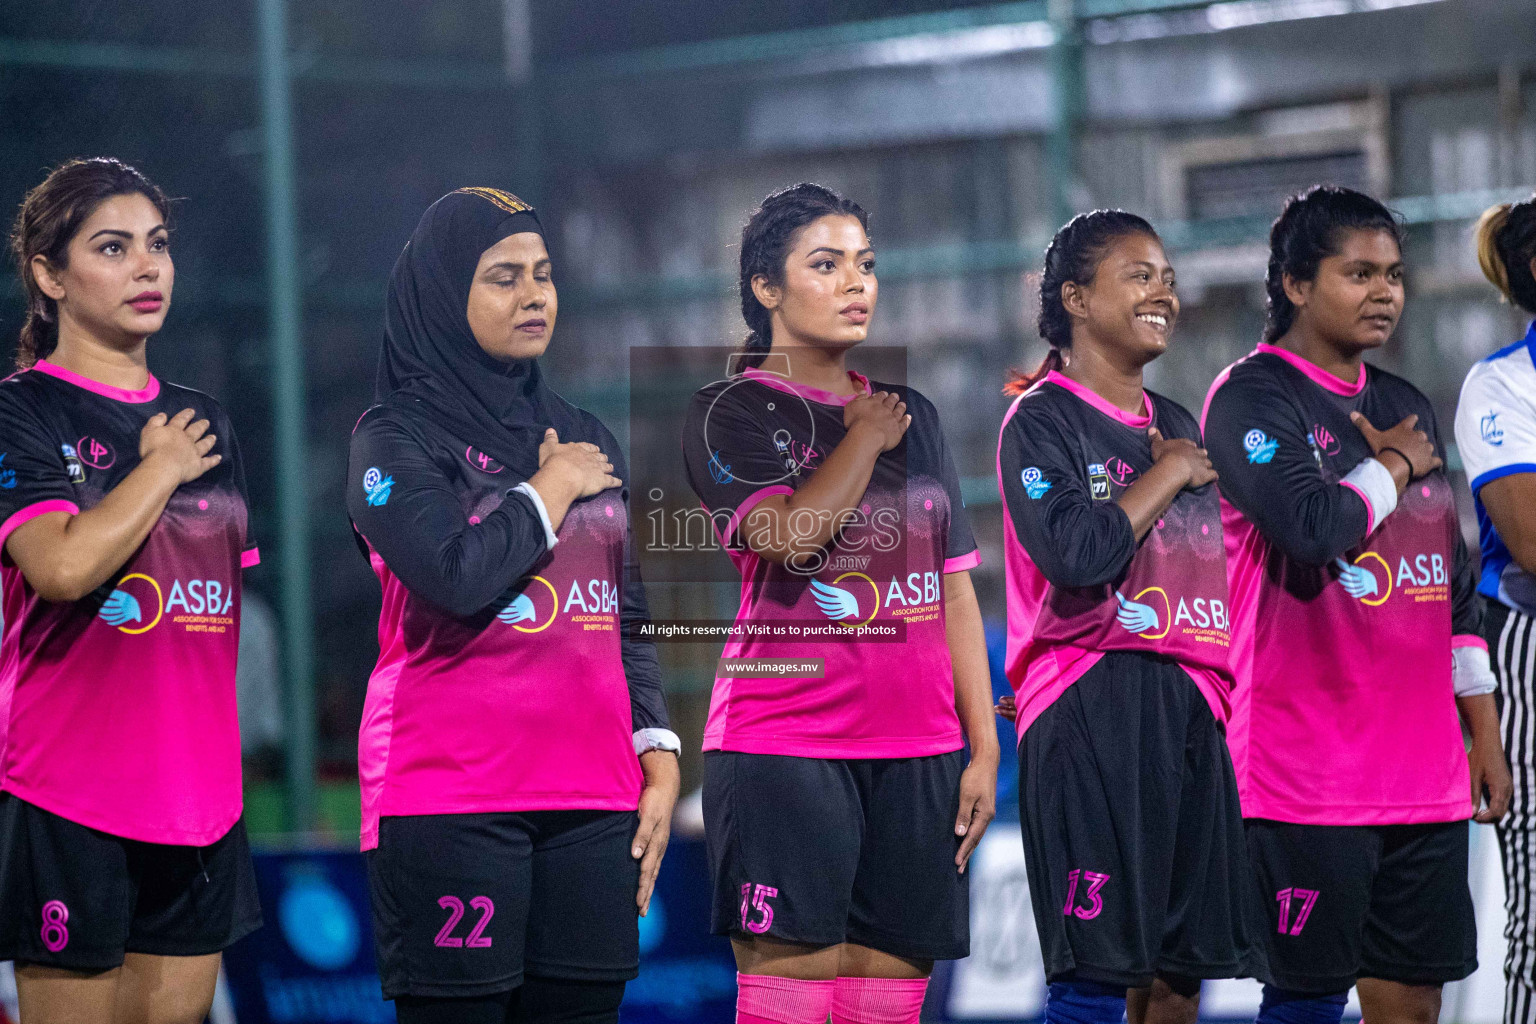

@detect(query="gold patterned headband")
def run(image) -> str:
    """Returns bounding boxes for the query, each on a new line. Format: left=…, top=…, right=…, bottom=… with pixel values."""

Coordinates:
left=454, top=187, right=533, bottom=216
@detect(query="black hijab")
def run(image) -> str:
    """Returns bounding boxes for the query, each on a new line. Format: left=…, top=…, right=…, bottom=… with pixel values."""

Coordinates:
left=376, top=187, right=587, bottom=476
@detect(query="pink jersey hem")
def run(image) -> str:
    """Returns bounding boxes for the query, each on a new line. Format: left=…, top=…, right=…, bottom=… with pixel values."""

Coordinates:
left=703, top=732, right=964, bottom=759
left=741, top=368, right=871, bottom=407
left=1, top=782, right=241, bottom=847
left=1013, top=654, right=1230, bottom=741
left=1042, top=371, right=1152, bottom=428
left=241, top=546, right=261, bottom=568
left=1253, top=343, right=1367, bottom=396
left=361, top=793, right=640, bottom=851
left=1339, top=480, right=1376, bottom=534
left=0, top=499, right=80, bottom=548
left=943, top=550, right=981, bottom=573
left=1013, top=648, right=1107, bottom=738
left=1453, top=633, right=1489, bottom=651
left=33, top=359, right=161, bottom=403
left=1238, top=792, right=1471, bottom=826
left=1181, top=664, right=1233, bottom=727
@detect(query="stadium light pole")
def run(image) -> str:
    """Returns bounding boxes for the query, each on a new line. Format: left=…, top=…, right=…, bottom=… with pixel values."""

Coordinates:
left=257, top=0, right=317, bottom=835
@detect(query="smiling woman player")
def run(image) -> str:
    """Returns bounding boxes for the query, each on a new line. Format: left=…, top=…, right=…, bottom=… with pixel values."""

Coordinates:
left=0, top=158, right=261, bottom=1024
left=680, top=183, right=997, bottom=1024
left=995, top=210, right=1252, bottom=1024
left=347, top=188, right=680, bottom=1024
left=1204, top=185, right=1510, bottom=1024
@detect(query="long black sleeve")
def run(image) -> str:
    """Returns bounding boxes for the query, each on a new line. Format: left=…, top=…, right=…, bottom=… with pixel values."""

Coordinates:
left=348, top=407, right=551, bottom=618
left=998, top=404, right=1138, bottom=589
left=1205, top=373, right=1371, bottom=567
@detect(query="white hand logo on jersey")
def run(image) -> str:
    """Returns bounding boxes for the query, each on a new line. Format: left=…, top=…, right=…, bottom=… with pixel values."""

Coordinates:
left=98, top=589, right=143, bottom=627
left=497, top=593, right=537, bottom=625
left=1114, top=590, right=1159, bottom=634
left=810, top=578, right=860, bottom=621
left=1334, top=557, right=1380, bottom=600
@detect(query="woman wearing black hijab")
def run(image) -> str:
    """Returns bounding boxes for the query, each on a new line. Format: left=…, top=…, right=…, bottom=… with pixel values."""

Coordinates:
left=347, top=187, right=681, bottom=1024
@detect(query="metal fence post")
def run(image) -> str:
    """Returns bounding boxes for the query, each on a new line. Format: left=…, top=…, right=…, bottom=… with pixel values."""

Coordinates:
left=1048, top=0, right=1085, bottom=225
left=257, top=0, right=317, bottom=834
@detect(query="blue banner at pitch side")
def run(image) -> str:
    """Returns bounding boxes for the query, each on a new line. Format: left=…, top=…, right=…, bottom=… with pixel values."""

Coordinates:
left=213, top=823, right=1509, bottom=1024
left=620, top=838, right=738, bottom=1022
left=220, top=840, right=739, bottom=1024
left=221, top=849, right=393, bottom=1023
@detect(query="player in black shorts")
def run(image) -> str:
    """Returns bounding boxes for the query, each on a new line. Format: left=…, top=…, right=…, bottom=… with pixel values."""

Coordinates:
left=0, top=159, right=261, bottom=1022
left=348, top=188, right=680, bottom=1024
left=995, top=211, right=1254, bottom=1024
left=680, top=184, right=999, bottom=1024
left=1204, top=186, right=1509, bottom=1024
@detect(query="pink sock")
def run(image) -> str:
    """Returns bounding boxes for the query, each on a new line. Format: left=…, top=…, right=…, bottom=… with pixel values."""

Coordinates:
left=831, top=976, right=930, bottom=1024
left=737, top=974, right=836, bottom=1024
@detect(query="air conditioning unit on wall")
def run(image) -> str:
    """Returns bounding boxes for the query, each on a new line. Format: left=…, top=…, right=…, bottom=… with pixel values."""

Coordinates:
left=1155, top=97, right=1391, bottom=291
left=1159, top=97, right=1391, bottom=221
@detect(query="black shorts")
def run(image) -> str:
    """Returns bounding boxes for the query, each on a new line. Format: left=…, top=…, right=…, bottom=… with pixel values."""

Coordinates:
left=0, top=791, right=261, bottom=971
left=367, top=810, right=641, bottom=1000
left=1018, top=651, right=1254, bottom=988
left=1244, top=819, right=1477, bottom=992
left=703, top=749, right=969, bottom=962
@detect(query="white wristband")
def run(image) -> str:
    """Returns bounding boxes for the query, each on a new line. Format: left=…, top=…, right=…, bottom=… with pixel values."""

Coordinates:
left=1453, top=644, right=1497, bottom=698
left=1340, top=457, right=1399, bottom=536
left=633, top=728, right=682, bottom=756
left=511, top=482, right=559, bottom=550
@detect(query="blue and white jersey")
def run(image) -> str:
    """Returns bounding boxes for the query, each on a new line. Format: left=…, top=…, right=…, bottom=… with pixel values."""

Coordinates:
left=1455, top=320, right=1536, bottom=616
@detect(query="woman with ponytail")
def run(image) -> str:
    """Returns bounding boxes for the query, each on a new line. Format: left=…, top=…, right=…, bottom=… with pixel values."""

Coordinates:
left=679, top=183, right=997, bottom=1024
left=996, top=210, right=1252, bottom=1024
left=0, top=158, right=261, bottom=1023
left=1454, top=193, right=1536, bottom=1024
left=1206, top=185, right=1507, bottom=1024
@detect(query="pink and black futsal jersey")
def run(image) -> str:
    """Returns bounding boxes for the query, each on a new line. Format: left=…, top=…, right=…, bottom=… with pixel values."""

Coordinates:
left=0, top=360, right=257, bottom=846
left=348, top=187, right=669, bottom=853
left=996, top=371, right=1233, bottom=738
left=680, top=369, right=979, bottom=759
left=1204, top=344, right=1480, bottom=825
left=348, top=407, right=667, bottom=850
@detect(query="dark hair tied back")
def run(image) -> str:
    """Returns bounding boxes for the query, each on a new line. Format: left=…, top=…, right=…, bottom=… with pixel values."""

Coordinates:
left=1263, top=185, right=1402, bottom=344
left=738, top=183, right=869, bottom=370
left=1475, top=194, right=1536, bottom=316
left=1005, top=209, right=1157, bottom=395
left=8, top=157, right=172, bottom=370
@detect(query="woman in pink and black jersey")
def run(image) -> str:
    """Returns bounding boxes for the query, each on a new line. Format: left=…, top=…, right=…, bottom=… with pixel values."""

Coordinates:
left=995, top=210, right=1253, bottom=1024
left=0, top=159, right=261, bottom=1023
left=1204, top=185, right=1511, bottom=1024
left=347, top=188, right=680, bottom=1024
left=679, top=183, right=999, bottom=1024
